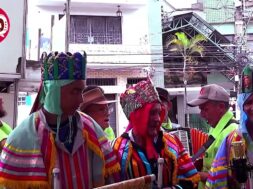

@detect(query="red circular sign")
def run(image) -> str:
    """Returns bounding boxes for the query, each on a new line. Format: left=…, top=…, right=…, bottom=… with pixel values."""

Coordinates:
left=0, top=8, right=10, bottom=43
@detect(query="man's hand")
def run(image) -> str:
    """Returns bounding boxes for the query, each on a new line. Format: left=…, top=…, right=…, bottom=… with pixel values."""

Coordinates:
left=194, top=158, right=203, bottom=171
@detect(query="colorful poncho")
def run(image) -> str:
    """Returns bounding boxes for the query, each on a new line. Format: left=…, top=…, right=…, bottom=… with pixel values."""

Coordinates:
left=205, top=130, right=243, bottom=189
left=206, top=64, right=253, bottom=189
left=112, top=130, right=200, bottom=188
left=0, top=109, right=120, bottom=189
left=206, top=92, right=253, bottom=189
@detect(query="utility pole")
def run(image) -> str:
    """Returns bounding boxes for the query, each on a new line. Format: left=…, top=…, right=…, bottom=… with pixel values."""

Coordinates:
left=50, top=15, right=54, bottom=51
left=147, top=0, right=164, bottom=87
left=234, top=0, right=249, bottom=118
left=65, top=0, right=70, bottom=52
left=37, top=28, right=42, bottom=61
left=235, top=0, right=248, bottom=67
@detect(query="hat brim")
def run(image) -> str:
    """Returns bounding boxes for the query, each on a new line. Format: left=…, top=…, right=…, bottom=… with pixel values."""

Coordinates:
left=187, top=99, right=208, bottom=107
left=94, top=100, right=117, bottom=105
left=80, top=100, right=117, bottom=111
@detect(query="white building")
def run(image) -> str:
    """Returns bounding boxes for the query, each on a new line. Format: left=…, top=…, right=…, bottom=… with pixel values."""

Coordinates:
left=16, top=0, right=165, bottom=136
left=4, top=0, right=245, bottom=133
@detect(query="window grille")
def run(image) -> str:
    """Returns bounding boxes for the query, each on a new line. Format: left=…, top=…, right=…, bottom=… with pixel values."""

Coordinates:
left=127, top=78, right=146, bottom=87
left=70, top=15, right=122, bottom=44
left=86, top=78, right=117, bottom=86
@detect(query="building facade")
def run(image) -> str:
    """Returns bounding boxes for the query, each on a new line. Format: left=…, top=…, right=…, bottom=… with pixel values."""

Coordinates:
left=17, top=0, right=165, bottom=136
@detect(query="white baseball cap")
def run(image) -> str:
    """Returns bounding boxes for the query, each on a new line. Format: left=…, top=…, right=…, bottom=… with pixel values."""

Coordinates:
left=187, top=84, right=229, bottom=107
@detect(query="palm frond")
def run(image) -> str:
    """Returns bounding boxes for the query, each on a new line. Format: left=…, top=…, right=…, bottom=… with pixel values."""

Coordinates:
left=165, top=32, right=205, bottom=62
left=166, top=38, right=183, bottom=46
left=189, top=46, right=205, bottom=57
left=189, top=34, right=207, bottom=49
left=166, top=40, right=184, bottom=52
left=169, top=46, right=183, bottom=52
left=175, top=32, right=190, bottom=48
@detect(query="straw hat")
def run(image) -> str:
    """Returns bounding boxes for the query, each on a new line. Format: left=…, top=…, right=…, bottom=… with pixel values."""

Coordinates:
left=80, top=88, right=116, bottom=111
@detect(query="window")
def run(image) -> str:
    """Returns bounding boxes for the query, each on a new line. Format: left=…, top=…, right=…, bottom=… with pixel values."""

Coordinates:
left=0, top=81, right=12, bottom=93
left=70, top=15, right=122, bottom=44
left=18, top=95, right=26, bottom=106
left=86, top=78, right=117, bottom=86
left=127, top=78, right=146, bottom=87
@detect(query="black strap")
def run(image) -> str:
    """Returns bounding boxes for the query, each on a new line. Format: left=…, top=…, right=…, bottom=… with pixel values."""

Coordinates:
left=191, top=118, right=238, bottom=162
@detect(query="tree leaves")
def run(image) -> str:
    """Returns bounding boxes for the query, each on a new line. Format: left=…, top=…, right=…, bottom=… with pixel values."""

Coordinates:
left=166, top=32, right=206, bottom=64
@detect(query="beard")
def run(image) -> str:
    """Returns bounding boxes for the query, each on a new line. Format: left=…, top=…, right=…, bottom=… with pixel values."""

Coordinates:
left=0, top=109, right=6, bottom=118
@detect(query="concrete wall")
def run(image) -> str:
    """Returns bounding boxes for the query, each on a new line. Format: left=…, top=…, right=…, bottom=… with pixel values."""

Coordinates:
left=0, top=0, right=25, bottom=73
left=147, top=0, right=164, bottom=87
left=52, top=16, right=66, bottom=52
left=88, top=69, right=147, bottom=86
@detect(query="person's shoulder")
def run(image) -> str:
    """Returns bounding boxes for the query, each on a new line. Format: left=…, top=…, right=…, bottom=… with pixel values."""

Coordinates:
left=111, top=133, right=130, bottom=149
left=5, top=113, right=38, bottom=149
left=0, top=121, right=12, bottom=133
left=0, top=121, right=11, bottom=128
left=10, top=114, right=36, bottom=135
left=220, top=117, right=239, bottom=137
left=78, top=111, right=106, bottom=137
left=163, top=131, right=184, bottom=148
left=113, top=134, right=128, bottom=143
left=228, top=119, right=239, bottom=130
left=163, top=131, right=176, bottom=140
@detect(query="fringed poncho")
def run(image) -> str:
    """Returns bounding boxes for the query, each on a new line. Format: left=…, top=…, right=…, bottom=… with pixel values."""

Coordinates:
left=113, top=130, right=200, bottom=188
left=0, top=110, right=120, bottom=189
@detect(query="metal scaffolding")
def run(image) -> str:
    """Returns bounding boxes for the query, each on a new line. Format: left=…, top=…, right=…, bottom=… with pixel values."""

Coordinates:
left=162, top=12, right=244, bottom=85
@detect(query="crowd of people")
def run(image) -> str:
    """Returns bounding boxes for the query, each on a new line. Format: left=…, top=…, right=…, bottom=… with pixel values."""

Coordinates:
left=0, top=50, right=252, bottom=189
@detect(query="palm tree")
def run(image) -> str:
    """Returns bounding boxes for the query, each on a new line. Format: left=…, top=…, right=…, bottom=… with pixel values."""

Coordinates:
left=166, top=32, right=206, bottom=127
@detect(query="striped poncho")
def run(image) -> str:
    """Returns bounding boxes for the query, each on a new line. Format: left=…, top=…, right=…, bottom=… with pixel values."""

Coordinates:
left=206, top=93, right=253, bottom=189
left=205, top=130, right=243, bottom=189
left=0, top=110, right=120, bottom=189
left=112, top=130, right=200, bottom=188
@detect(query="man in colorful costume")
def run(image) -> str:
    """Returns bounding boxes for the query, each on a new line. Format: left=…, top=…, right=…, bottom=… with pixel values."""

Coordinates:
left=112, top=78, right=200, bottom=188
left=206, top=64, right=253, bottom=189
left=0, top=51, right=120, bottom=189
left=187, top=84, right=238, bottom=189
